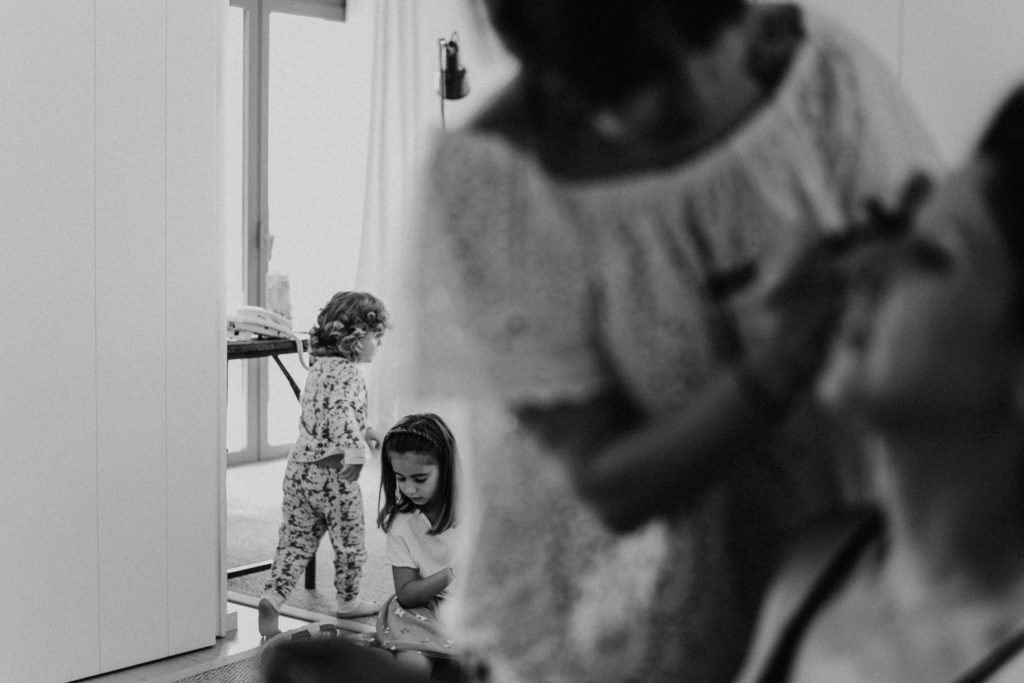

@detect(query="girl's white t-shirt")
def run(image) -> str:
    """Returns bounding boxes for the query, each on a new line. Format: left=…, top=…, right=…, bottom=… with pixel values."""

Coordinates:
left=385, top=510, right=456, bottom=589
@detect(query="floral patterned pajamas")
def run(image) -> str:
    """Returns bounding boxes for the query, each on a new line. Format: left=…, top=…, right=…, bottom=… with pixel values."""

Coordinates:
left=263, top=460, right=367, bottom=606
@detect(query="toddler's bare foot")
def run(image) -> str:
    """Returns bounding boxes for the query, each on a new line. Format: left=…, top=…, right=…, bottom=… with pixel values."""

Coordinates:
left=258, top=597, right=281, bottom=637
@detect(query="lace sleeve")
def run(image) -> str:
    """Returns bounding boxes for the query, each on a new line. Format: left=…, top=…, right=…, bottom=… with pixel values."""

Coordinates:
left=409, top=131, right=609, bottom=408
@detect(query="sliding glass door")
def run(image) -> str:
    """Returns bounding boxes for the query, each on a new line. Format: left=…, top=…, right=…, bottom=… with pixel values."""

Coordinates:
left=224, top=0, right=372, bottom=465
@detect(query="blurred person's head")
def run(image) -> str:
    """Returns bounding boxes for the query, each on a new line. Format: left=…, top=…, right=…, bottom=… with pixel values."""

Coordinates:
left=261, top=634, right=433, bottom=683
left=482, top=0, right=746, bottom=109
left=818, top=85, right=1024, bottom=436
left=479, top=0, right=750, bottom=148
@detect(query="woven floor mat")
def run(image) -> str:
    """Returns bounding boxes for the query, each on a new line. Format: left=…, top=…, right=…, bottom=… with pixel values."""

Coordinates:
left=227, top=562, right=392, bottom=629
left=149, top=647, right=262, bottom=683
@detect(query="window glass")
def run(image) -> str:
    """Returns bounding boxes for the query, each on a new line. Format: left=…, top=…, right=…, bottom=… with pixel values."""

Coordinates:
left=266, top=11, right=373, bottom=445
left=224, top=4, right=246, bottom=453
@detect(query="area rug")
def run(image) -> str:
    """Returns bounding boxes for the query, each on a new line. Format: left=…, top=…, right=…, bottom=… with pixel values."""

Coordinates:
left=228, top=563, right=390, bottom=630
left=149, top=647, right=262, bottom=683
left=149, top=624, right=373, bottom=682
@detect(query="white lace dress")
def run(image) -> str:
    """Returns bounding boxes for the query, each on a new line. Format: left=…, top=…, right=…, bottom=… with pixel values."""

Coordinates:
left=409, top=7, right=940, bottom=682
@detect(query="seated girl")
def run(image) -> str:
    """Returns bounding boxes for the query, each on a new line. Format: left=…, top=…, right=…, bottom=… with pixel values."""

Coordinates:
left=376, top=413, right=462, bottom=681
left=735, top=84, right=1024, bottom=682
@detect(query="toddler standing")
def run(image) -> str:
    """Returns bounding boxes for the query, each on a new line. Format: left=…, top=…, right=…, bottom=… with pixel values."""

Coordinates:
left=258, top=291, right=390, bottom=637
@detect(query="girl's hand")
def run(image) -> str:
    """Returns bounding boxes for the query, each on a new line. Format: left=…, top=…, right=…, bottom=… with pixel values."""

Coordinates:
left=429, top=567, right=455, bottom=591
left=364, top=426, right=383, bottom=452
left=393, top=566, right=454, bottom=608
left=339, top=463, right=363, bottom=482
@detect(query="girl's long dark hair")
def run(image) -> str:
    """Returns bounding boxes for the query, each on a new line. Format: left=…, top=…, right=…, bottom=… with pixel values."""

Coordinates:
left=377, top=413, right=458, bottom=535
left=978, top=84, right=1024, bottom=298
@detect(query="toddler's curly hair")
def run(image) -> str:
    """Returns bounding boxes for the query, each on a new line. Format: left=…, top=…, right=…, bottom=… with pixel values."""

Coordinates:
left=308, top=291, right=390, bottom=361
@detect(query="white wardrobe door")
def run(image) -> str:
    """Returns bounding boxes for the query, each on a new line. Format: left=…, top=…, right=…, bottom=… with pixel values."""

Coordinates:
left=1, top=1, right=222, bottom=678
left=165, top=0, right=223, bottom=655
left=0, top=2, right=101, bottom=681
left=95, top=0, right=170, bottom=671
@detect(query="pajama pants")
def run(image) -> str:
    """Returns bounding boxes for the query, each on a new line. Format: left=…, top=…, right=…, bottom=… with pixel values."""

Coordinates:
left=262, top=460, right=367, bottom=607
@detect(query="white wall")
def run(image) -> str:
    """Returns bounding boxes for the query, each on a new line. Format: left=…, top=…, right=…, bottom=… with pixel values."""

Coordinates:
left=420, top=0, right=518, bottom=132
left=800, top=0, right=1024, bottom=164
left=0, top=1, right=223, bottom=680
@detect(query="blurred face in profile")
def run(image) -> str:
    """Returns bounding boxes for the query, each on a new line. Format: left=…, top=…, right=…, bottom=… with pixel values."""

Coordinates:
left=817, top=159, right=1021, bottom=428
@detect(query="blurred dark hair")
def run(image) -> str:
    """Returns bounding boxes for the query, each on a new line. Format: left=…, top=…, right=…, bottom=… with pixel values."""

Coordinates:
left=378, top=413, right=458, bottom=535
left=261, top=635, right=434, bottom=683
left=978, top=85, right=1024, bottom=289
left=483, top=0, right=746, bottom=108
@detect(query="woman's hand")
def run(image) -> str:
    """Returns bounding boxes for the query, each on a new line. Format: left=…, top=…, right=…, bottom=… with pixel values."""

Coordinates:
left=729, top=240, right=847, bottom=412
left=561, top=373, right=783, bottom=531
left=733, top=175, right=931, bottom=411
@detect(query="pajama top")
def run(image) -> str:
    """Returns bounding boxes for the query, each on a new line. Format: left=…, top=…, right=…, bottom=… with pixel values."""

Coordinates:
left=289, top=356, right=369, bottom=466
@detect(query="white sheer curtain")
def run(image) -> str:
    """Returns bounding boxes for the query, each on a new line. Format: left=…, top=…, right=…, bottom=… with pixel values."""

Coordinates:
left=354, top=0, right=515, bottom=429
left=354, top=0, right=428, bottom=429
left=352, top=6, right=519, bottom=647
